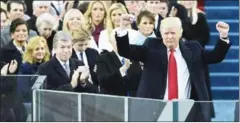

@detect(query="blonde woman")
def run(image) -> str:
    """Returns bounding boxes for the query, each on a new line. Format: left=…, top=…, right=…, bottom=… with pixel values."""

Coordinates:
left=97, top=3, right=142, bottom=96
left=19, top=36, right=50, bottom=74
left=63, top=9, right=98, bottom=51
left=84, top=1, right=108, bottom=46
left=98, top=3, right=137, bottom=52
left=178, top=0, right=210, bottom=46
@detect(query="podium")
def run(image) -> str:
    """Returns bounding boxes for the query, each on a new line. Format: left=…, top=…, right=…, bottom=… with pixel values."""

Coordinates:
left=32, top=89, right=239, bottom=122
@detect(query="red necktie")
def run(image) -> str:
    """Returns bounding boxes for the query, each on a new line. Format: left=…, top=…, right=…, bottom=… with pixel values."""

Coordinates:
left=168, top=49, right=178, bottom=100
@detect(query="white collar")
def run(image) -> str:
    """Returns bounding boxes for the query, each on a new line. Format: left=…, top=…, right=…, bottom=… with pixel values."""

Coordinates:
left=167, top=46, right=180, bottom=53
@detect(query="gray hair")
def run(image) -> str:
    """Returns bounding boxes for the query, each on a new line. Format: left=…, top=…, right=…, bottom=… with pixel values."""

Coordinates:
left=33, top=1, right=51, bottom=9
left=36, top=13, right=59, bottom=30
left=53, top=31, right=73, bottom=48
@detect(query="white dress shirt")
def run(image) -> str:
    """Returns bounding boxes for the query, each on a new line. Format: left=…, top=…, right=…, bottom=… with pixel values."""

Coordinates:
left=163, top=47, right=191, bottom=100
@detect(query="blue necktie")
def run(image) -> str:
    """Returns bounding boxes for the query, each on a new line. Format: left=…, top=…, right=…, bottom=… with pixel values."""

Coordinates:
left=79, top=52, right=83, bottom=61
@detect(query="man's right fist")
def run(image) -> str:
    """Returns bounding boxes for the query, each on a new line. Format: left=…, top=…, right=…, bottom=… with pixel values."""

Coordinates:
left=120, top=14, right=135, bottom=29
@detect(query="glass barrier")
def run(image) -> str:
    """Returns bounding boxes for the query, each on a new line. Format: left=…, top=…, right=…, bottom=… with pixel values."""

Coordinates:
left=0, top=75, right=46, bottom=122
left=32, top=90, right=240, bottom=122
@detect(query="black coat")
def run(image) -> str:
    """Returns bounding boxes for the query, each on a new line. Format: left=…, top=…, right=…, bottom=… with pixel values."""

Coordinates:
left=183, top=13, right=210, bottom=47
left=0, top=75, right=27, bottom=122
left=96, top=51, right=126, bottom=96
left=27, top=15, right=38, bottom=32
left=115, top=33, right=231, bottom=121
left=36, top=56, right=98, bottom=93
left=71, top=48, right=99, bottom=86
left=0, top=41, right=23, bottom=74
left=182, top=12, right=214, bottom=117
left=96, top=50, right=142, bottom=96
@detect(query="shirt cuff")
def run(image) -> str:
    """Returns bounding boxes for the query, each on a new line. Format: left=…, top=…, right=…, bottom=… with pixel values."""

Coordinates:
left=115, top=28, right=128, bottom=37
left=220, top=37, right=230, bottom=44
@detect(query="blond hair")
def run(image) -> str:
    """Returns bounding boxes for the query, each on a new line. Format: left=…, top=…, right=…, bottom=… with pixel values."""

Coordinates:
left=106, top=3, right=130, bottom=52
left=71, top=26, right=92, bottom=44
left=63, top=9, right=87, bottom=34
left=23, top=36, right=50, bottom=64
left=84, top=1, right=108, bottom=32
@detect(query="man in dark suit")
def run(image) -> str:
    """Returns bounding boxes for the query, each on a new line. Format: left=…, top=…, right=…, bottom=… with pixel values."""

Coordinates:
left=71, top=29, right=99, bottom=86
left=115, top=15, right=231, bottom=121
left=37, top=31, right=98, bottom=93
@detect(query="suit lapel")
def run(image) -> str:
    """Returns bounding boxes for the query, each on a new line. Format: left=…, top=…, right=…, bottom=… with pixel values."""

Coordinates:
left=85, top=49, right=93, bottom=67
left=71, top=49, right=78, bottom=59
left=179, top=41, right=193, bottom=72
left=52, top=56, right=70, bottom=81
left=69, top=58, right=77, bottom=78
left=158, top=45, right=168, bottom=90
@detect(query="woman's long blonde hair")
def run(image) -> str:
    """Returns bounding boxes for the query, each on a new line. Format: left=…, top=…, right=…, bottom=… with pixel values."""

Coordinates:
left=84, top=1, right=108, bottom=32
left=63, top=9, right=87, bottom=34
left=178, top=0, right=198, bottom=25
left=106, top=3, right=130, bottom=52
left=23, top=36, right=50, bottom=64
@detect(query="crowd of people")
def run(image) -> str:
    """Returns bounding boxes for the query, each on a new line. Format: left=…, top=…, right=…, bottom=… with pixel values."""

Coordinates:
left=0, top=0, right=231, bottom=122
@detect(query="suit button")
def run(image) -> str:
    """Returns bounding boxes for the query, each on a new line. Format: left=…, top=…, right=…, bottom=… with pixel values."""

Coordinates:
left=160, top=95, right=163, bottom=98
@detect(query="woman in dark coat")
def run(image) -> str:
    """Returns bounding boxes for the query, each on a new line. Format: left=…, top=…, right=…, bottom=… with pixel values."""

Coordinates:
left=0, top=18, right=29, bottom=74
left=18, top=36, right=50, bottom=102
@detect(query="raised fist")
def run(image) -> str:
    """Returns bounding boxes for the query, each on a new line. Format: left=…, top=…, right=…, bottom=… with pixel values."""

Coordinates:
left=216, top=21, right=230, bottom=38
left=120, top=14, right=135, bottom=29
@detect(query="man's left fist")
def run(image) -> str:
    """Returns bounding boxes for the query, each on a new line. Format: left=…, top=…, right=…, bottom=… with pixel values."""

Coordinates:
left=216, top=21, right=229, bottom=38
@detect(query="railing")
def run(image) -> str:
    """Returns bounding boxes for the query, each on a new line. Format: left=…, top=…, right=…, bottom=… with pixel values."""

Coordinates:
left=32, top=89, right=239, bottom=122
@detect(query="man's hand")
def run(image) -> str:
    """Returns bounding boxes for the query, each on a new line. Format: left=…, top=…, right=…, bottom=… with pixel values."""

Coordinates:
left=216, top=21, right=229, bottom=38
left=76, top=66, right=90, bottom=84
left=1, top=64, right=9, bottom=75
left=0, top=60, right=18, bottom=75
left=169, top=6, right=178, bottom=17
left=8, top=60, right=18, bottom=74
left=71, top=70, right=80, bottom=88
left=120, top=14, right=134, bottom=29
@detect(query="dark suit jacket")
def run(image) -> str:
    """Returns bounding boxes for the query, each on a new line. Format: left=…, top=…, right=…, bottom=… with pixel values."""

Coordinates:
left=96, top=50, right=142, bottom=96
left=182, top=12, right=215, bottom=117
left=71, top=48, right=99, bottom=86
left=36, top=56, right=98, bottom=93
left=0, top=41, right=23, bottom=74
left=96, top=50, right=126, bottom=96
left=115, top=34, right=231, bottom=121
